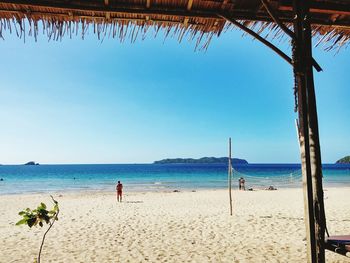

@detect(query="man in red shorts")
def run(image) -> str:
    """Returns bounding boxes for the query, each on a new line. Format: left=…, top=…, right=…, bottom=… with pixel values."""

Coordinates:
left=116, top=181, right=123, bottom=202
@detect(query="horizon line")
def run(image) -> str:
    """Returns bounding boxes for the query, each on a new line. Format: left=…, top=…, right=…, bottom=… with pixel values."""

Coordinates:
left=1, top=162, right=344, bottom=166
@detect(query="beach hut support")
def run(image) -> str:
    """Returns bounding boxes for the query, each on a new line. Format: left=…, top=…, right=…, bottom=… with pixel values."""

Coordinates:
left=224, top=1, right=327, bottom=261
left=228, top=137, right=233, bottom=216
left=292, top=0, right=326, bottom=262
left=219, top=14, right=293, bottom=67
left=260, top=0, right=322, bottom=72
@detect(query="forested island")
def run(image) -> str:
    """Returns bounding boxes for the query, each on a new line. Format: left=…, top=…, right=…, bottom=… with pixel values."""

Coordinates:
left=154, top=157, right=248, bottom=164
left=24, top=161, right=40, bottom=165
left=336, top=156, right=350, bottom=164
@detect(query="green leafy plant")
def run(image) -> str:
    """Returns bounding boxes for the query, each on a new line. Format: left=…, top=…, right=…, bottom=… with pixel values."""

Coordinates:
left=16, top=195, right=59, bottom=263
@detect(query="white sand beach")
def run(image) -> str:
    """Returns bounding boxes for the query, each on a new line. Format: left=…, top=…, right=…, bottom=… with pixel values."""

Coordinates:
left=1, top=188, right=349, bottom=263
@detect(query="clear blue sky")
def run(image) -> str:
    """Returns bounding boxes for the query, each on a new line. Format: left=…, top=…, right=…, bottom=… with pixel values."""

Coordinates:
left=0, top=26, right=349, bottom=164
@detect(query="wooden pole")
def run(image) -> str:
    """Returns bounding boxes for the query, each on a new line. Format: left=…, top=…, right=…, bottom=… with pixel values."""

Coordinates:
left=260, top=0, right=322, bottom=72
left=220, top=15, right=293, bottom=67
left=295, top=119, right=300, bottom=144
left=293, top=1, right=315, bottom=262
left=304, top=21, right=327, bottom=263
left=228, top=137, right=233, bottom=216
left=295, top=113, right=316, bottom=262
left=292, top=1, right=326, bottom=262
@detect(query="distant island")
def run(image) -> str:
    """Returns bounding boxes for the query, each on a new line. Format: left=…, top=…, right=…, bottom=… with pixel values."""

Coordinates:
left=336, top=156, right=350, bottom=164
left=154, top=157, right=248, bottom=164
left=24, top=161, right=40, bottom=165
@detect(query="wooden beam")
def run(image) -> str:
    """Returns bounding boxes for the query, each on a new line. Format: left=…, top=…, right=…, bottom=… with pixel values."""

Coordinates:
left=228, top=137, right=233, bottom=216
left=220, top=14, right=293, bottom=66
left=0, top=0, right=219, bottom=20
left=295, top=119, right=301, bottom=144
left=260, top=0, right=322, bottom=72
left=183, top=17, right=189, bottom=26
left=293, top=24, right=316, bottom=263
left=187, top=0, right=193, bottom=11
left=292, top=3, right=316, bottom=261
left=262, top=0, right=295, bottom=39
left=292, top=0, right=326, bottom=262
left=221, top=0, right=230, bottom=11
left=0, top=0, right=349, bottom=28
left=280, top=4, right=350, bottom=17
left=0, top=9, right=206, bottom=26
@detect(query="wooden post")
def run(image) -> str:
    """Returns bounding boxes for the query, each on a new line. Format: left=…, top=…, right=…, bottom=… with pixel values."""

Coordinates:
left=295, top=119, right=300, bottom=144
left=304, top=21, right=327, bottom=263
left=292, top=0, right=326, bottom=262
left=228, top=137, right=233, bottom=216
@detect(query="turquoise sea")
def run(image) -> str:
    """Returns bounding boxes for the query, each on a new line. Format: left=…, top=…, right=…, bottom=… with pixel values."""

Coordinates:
left=0, top=164, right=350, bottom=195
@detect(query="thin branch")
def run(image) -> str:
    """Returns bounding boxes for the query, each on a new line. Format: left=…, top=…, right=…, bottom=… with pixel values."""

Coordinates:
left=37, top=209, right=59, bottom=263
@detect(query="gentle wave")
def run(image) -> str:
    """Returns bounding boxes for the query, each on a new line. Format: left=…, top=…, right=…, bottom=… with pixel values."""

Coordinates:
left=0, top=163, right=349, bottom=194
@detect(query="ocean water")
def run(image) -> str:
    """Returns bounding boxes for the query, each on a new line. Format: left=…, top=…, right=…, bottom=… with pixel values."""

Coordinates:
left=0, top=164, right=349, bottom=195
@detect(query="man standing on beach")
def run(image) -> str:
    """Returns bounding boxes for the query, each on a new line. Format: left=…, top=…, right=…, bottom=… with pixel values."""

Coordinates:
left=116, top=181, right=123, bottom=202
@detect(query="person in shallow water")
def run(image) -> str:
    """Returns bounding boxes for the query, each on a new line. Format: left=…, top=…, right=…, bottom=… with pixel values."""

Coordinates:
left=238, top=177, right=246, bottom=190
left=116, top=181, right=123, bottom=202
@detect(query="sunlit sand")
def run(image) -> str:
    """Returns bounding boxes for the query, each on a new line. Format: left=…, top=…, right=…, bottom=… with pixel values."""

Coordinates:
left=1, top=188, right=349, bottom=262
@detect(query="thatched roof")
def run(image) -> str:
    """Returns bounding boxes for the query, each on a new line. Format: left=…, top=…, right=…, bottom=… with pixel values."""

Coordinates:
left=0, top=0, right=349, bottom=50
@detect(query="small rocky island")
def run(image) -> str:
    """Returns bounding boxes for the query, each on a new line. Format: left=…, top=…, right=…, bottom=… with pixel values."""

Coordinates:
left=336, top=156, right=350, bottom=164
left=24, top=161, right=40, bottom=165
left=154, top=157, right=248, bottom=164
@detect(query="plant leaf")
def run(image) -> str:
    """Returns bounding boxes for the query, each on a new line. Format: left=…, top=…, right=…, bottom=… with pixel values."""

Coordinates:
left=16, top=219, right=27, bottom=225
left=27, top=218, right=36, bottom=228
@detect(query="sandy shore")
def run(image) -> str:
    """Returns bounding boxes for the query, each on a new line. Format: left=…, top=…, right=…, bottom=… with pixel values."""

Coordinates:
left=0, top=188, right=349, bottom=263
